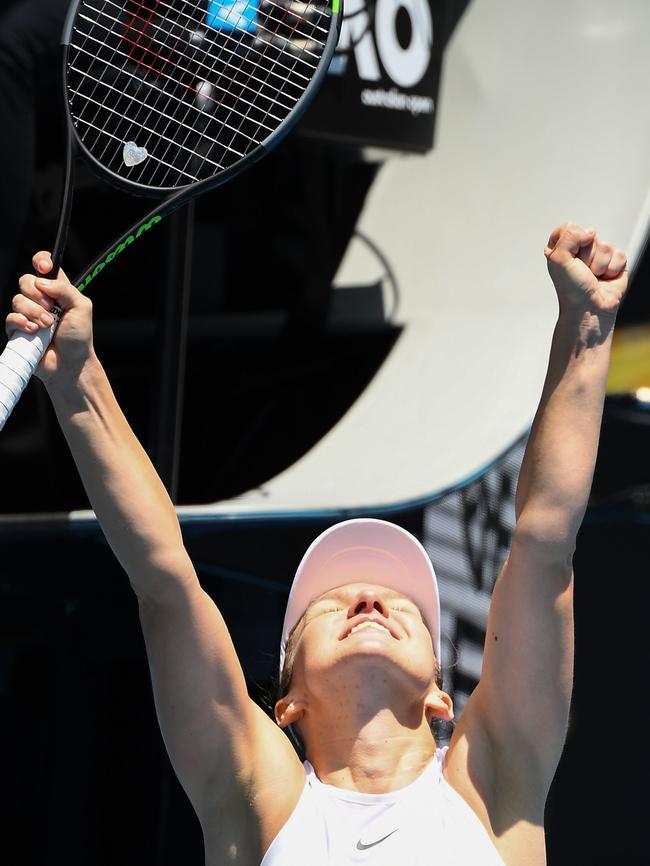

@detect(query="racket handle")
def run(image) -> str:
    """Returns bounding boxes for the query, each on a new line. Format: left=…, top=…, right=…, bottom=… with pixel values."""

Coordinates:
left=0, top=305, right=62, bottom=431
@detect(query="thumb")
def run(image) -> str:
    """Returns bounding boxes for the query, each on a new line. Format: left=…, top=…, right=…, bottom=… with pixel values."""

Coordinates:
left=31, top=250, right=81, bottom=312
left=33, top=274, right=82, bottom=312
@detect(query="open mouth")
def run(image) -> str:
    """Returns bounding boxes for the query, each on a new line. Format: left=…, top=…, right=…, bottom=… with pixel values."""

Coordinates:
left=343, top=620, right=398, bottom=639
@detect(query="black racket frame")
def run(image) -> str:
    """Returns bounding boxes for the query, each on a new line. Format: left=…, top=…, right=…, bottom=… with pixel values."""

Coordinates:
left=49, top=0, right=342, bottom=287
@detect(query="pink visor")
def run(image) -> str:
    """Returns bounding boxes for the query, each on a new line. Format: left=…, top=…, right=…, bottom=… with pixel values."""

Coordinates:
left=279, top=518, right=441, bottom=674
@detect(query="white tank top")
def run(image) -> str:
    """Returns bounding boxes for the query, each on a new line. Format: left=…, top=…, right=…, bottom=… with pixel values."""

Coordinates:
left=261, top=747, right=506, bottom=866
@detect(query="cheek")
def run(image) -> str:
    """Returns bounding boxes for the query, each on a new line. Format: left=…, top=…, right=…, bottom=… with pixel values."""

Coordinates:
left=412, top=627, right=437, bottom=670
left=300, top=628, right=326, bottom=663
left=294, top=626, right=339, bottom=677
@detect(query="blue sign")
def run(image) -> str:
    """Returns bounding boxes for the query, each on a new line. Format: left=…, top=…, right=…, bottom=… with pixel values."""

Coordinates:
left=206, top=0, right=259, bottom=33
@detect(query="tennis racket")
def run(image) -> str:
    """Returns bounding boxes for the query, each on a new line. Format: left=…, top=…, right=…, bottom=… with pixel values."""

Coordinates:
left=0, top=0, right=341, bottom=430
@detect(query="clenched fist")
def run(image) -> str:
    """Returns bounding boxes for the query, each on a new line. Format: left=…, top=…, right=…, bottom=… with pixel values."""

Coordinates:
left=544, top=222, right=628, bottom=314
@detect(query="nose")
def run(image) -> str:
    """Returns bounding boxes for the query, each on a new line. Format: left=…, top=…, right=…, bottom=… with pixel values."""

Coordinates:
left=348, top=588, right=390, bottom=619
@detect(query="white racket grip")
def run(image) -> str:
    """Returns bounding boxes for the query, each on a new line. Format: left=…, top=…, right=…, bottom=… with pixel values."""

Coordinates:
left=0, top=306, right=61, bottom=430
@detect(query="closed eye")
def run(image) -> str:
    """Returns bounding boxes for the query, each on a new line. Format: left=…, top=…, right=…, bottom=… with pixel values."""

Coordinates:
left=308, top=604, right=344, bottom=618
left=389, top=604, right=422, bottom=620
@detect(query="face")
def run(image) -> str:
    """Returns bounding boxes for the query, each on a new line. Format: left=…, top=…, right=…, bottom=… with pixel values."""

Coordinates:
left=289, top=582, right=438, bottom=700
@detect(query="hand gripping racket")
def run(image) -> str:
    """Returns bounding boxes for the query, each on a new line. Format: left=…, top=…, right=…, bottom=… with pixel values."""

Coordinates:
left=0, top=0, right=341, bottom=430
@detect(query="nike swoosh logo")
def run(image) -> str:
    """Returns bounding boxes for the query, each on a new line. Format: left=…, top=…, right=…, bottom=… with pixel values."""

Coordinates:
left=356, top=829, right=399, bottom=850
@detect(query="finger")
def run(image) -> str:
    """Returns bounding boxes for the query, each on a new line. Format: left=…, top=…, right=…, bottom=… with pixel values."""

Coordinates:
left=576, top=231, right=596, bottom=269
left=545, top=223, right=566, bottom=253
left=12, top=294, right=55, bottom=329
left=589, top=240, right=614, bottom=277
left=18, top=274, right=55, bottom=311
left=545, top=222, right=595, bottom=260
left=33, top=275, right=83, bottom=312
left=32, top=251, right=53, bottom=276
left=30, top=251, right=70, bottom=284
left=605, top=248, right=627, bottom=279
left=5, top=311, right=43, bottom=337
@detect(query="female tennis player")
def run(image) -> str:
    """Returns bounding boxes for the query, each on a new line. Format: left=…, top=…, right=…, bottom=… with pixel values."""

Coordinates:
left=7, top=221, right=628, bottom=865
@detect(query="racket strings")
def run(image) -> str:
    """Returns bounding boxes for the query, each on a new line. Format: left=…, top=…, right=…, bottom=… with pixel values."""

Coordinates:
left=72, top=4, right=273, bottom=156
left=191, top=0, right=312, bottom=182
left=105, top=0, right=318, bottom=88
left=71, top=29, right=279, bottom=146
left=134, top=0, right=289, bottom=180
left=164, top=0, right=298, bottom=181
left=120, top=0, right=297, bottom=179
left=79, top=0, right=322, bottom=180
left=156, top=0, right=328, bottom=61
left=114, top=0, right=252, bottom=178
left=68, top=0, right=331, bottom=189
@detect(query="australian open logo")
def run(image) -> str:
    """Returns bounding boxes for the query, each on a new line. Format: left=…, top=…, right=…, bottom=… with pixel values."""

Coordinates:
left=333, top=0, right=434, bottom=114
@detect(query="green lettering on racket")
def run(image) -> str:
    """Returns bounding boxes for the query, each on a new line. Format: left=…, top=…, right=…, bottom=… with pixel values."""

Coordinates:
left=77, top=214, right=163, bottom=292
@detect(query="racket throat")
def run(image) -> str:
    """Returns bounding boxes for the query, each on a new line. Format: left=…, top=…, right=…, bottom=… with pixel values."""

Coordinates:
left=76, top=212, right=164, bottom=293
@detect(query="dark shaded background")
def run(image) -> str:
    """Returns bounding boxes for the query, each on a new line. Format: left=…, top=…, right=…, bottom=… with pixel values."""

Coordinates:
left=1, top=506, right=649, bottom=865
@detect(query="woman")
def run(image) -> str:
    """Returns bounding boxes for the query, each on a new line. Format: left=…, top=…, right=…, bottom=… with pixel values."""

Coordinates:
left=5, top=222, right=628, bottom=864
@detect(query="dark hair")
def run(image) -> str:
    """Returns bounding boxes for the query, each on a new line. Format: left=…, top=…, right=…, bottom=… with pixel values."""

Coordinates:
left=272, top=614, right=309, bottom=758
left=273, top=609, right=448, bottom=758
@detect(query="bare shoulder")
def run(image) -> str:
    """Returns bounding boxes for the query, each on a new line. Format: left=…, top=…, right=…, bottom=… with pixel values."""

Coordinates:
left=201, top=699, right=307, bottom=864
left=442, top=690, right=549, bottom=866
left=438, top=533, right=574, bottom=866
left=137, top=578, right=306, bottom=864
left=249, top=701, right=310, bottom=851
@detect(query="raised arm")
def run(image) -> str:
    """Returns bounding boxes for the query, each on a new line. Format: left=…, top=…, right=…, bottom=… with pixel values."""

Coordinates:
left=513, top=222, right=627, bottom=542
left=463, top=223, right=628, bottom=803
left=7, top=251, right=191, bottom=600
left=6, top=253, right=304, bottom=855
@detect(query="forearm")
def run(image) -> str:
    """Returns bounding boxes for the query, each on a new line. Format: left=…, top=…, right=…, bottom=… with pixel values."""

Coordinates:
left=514, top=305, right=615, bottom=549
left=46, top=353, right=194, bottom=598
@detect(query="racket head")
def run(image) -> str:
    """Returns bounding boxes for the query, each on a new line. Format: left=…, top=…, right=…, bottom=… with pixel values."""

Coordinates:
left=62, top=0, right=342, bottom=195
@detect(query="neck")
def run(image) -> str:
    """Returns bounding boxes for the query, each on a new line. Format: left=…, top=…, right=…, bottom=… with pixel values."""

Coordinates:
left=302, top=701, right=437, bottom=794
